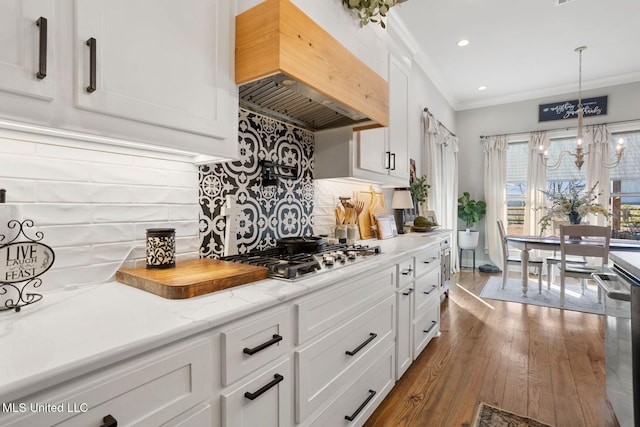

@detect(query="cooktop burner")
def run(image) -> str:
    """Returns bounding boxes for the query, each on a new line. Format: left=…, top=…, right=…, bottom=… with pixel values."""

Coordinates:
left=220, top=243, right=381, bottom=281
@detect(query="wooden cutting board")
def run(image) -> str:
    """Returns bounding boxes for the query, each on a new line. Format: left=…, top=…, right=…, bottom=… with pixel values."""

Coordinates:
left=116, top=259, right=269, bottom=299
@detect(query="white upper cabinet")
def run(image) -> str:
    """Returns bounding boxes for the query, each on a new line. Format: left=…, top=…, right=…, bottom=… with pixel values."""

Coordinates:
left=0, top=0, right=54, bottom=101
left=0, top=0, right=238, bottom=160
left=315, top=50, right=410, bottom=186
left=387, top=53, right=409, bottom=182
left=74, top=0, right=234, bottom=142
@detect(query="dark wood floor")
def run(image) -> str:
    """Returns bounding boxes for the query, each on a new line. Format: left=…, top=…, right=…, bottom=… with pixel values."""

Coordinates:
left=364, top=271, right=620, bottom=427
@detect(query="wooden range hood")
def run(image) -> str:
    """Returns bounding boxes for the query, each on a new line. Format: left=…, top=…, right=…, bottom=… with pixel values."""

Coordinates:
left=235, top=0, right=389, bottom=130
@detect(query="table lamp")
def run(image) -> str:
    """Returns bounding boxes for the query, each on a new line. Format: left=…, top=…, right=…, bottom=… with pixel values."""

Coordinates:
left=391, top=188, right=414, bottom=234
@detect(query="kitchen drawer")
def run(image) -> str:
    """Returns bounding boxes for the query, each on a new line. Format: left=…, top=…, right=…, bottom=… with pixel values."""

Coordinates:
left=221, top=358, right=293, bottom=427
left=296, top=265, right=395, bottom=344
left=414, top=244, right=440, bottom=278
left=305, top=342, right=395, bottom=427
left=295, top=295, right=395, bottom=423
left=161, top=403, right=212, bottom=427
left=3, top=339, right=211, bottom=427
left=413, top=299, right=440, bottom=359
left=397, top=257, right=415, bottom=288
left=221, top=306, right=292, bottom=386
left=414, top=268, right=440, bottom=318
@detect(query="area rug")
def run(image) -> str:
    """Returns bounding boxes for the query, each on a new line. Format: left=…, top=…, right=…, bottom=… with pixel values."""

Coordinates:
left=471, top=402, right=553, bottom=427
left=479, top=276, right=604, bottom=315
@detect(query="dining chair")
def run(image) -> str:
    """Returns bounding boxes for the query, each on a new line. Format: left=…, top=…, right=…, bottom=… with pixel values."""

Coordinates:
left=497, top=220, right=544, bottom=292
left=558, top=224, right=611, bottom=307
left=545, top=220, right=588, bottom=289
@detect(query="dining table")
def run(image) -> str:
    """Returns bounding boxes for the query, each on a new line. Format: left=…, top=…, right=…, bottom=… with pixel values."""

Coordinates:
left=504, top=235, right=640, bottom=297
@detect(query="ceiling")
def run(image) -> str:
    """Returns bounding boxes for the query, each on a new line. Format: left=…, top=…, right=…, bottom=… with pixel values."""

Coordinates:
left=391, top=0, right=640, bottom=111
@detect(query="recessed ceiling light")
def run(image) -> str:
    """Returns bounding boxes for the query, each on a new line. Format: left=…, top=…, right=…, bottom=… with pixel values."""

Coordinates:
left=457, top=40, right=470, bottom=47
left=478, top=86, right=487, bottom=91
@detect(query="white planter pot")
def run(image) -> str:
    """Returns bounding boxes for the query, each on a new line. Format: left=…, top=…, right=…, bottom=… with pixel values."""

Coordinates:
left=458, top=229, right=479, bottom=249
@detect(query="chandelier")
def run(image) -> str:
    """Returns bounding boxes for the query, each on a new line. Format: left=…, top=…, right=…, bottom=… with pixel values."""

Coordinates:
left=540, top=46, right=625, bottom=171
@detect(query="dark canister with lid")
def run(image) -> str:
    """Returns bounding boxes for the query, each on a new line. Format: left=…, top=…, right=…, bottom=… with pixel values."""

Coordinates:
left=146, top=228, right=176, bottom=269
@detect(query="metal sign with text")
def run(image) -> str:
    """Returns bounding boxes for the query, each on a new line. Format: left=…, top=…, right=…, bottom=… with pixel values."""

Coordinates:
left=538, top=95, right=608, bottom=122
left=0, top=220, right=55, bottom=312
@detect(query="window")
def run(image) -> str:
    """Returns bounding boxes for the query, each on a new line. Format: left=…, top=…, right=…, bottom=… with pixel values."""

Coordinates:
left=506, top=141, right=527, bottom=234
left=610, top=131, right=640, bottom=240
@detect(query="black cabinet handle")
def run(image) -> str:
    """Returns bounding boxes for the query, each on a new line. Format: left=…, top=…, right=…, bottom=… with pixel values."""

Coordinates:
left=424, top=285, right=437, bottom=295
left=243, top=334, right=283, bottom=355
left=384, top=151, right=391, bottom=169
left=402, top=288, right=414, bottom=296
left=423, top=257, right=438, bottom=264
left=401, top=267, right=413, bottom=276
left=36, top=17, right=47, bottom=79
left=100, top=414, right=117, bottom=427
left=244, top=374, right=284, bottom=400
left=86, top=37, right=97, bottom=93
left=423, top=320, right=437, bottom=334
left=345, top=389, right=376, bottom=421
left=346, top=332, right=377, bottom=356
left=391, top=153, right=396, bottom=170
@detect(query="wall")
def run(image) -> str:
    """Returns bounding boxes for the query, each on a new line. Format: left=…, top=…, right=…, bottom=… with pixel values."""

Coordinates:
left=199, top=109, right=314, bottom=257
left=455, top=81, right=640, bottom=265
left=0, top=131, right=199, bottom=291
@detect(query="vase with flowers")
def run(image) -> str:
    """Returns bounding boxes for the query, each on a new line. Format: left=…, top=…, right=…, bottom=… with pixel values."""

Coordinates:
left=537, top=181, right=610, bottom=234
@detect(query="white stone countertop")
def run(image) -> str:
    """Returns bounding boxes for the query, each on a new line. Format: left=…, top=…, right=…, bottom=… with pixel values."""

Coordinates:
left=0, top=231, right=450, bottom=403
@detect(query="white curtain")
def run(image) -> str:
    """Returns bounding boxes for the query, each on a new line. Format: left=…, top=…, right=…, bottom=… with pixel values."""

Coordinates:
left=483, top=135, right=508, bottom=267
left=524, top=131, right=549, bottom=235
left=585, top=124, right=611, bottom=226
left=423, top=111, right=459, bottom=272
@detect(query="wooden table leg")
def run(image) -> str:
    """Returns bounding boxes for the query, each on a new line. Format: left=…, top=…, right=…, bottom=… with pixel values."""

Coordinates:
left=520, top=248, right=530, bottom=297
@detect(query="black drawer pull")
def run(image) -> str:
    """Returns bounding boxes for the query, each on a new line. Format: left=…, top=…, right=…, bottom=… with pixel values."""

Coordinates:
left=401, top=267, right=413, bottom=276
left=346, top=332, right=377, bottom=356
left=424, top=285, right=437, bottom=295
left=402, top=288, right=414, bottom=296
left=423, top=257, right=438, bottom=264
left=424, top=320, right=437, bottom=334
left=36, top=17, right=47, bottom=79
left=244, top=374, right=284, bottom=400
left=345, top=389, right=376, bottom=421
left=243, top=334, right=282, bottom=355
left=86, top=37, right=97, bottom=93
left=100, top=414, right=117, bottom=427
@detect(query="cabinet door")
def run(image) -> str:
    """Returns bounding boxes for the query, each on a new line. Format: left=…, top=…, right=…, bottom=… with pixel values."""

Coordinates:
left=74, top=0, right=235, bottom=140
left=396, top=284, right=413, bottom=379
left=0, top=0, right=54, bottom=100
left=357, top=127, right=388, bottom=175
left=221, top=358, right=293, bottom=427
left=388, top=54, right=409, bottom=181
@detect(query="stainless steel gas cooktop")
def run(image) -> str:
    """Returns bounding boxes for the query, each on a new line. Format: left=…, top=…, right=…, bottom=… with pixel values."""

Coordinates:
left=220, top=243, right=382, bottom=281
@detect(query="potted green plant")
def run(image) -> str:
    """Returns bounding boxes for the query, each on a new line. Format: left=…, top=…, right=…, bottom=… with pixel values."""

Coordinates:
left=409, top=175, right=430, bottom=215
left=341, top=0, right=399, bottom=28
left=457, top=192, right=486, bottom=249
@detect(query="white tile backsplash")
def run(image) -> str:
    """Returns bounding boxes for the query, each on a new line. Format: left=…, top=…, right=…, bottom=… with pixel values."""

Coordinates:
left=0, top=134, right=199, bottom=290
left=313, top=179, right=388, bottom=237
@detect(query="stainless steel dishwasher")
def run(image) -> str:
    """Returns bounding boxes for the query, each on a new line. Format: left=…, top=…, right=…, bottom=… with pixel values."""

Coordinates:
left=593, top=269, right=633, bottom=426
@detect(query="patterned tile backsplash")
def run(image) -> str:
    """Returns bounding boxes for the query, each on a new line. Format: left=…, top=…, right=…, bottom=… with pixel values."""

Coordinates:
left=199, top=109, right=315, bottom=257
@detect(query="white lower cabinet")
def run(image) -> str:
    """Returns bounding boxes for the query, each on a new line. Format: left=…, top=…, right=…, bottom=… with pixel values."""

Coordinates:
left=304, top=343, right=395, bottom=427
left=221, top=306, right=292, bottom=386
left=2, top=338, right=213, bottom=427
left=395, top=282, right=414, bottom=379
left=162, top=403, right=213, bottom=427
left=220, top=358, right=293, bottom=427
left=295, top=295, right=395, bottom=423
left=413, top=299, right=440, bottom=358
